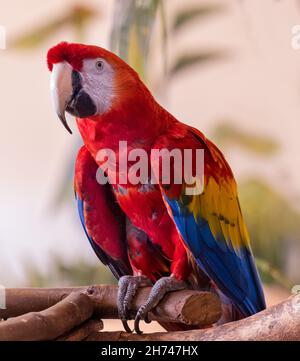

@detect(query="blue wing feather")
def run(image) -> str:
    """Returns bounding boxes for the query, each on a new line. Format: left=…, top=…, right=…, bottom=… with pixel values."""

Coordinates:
left=76, top=194, right=130, bottom=279
left=166, top=197, right=266, bottom=317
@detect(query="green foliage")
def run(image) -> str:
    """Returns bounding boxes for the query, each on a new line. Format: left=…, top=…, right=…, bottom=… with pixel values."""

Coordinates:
left=255, top=258, right=293, bottom=290
left=109, top=1, right=227, bottom=80
left=10, top=5, right=96, bottom=49
left=239, top=179, right=300, bottom=274
left=212, top=122, right=280, bottom=156
left=169, top=2, right=228, bottom=78
left=110, top=0, right=161, bottom=80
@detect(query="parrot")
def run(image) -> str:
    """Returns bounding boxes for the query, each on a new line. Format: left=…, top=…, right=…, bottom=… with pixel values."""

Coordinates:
left=47, top=42, right=266, bottom=334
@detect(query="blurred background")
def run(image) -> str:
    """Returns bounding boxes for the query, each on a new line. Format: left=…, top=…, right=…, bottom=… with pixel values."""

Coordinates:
left=0, top=0, right=300, bottom=330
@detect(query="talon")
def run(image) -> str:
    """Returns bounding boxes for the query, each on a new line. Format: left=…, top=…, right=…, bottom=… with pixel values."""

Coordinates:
left=122, top=320, right=133, bottom=334
left=134, top=317, right=143, bottom=334
left=144, top=313, right=151, bottom=324
left=133, top=276, right=187, bottom=334
left=134, top=304, right=149, bottom=334
left=134, top=312, right=143, bottom=334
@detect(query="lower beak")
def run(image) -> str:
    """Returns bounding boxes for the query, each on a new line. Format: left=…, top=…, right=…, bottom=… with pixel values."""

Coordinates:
left=50, top=62, right=73, bottom=134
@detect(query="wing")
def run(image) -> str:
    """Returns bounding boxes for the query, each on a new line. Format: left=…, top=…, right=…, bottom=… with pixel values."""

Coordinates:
left=153, top=123, right=266, bottom=316
left=74, top=146, right=132, bottom=279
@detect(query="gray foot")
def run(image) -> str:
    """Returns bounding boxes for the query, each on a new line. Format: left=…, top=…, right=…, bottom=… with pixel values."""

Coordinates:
left=117, top=275, right=152, bottom=333
left=134, top=276, right=187, bottom=334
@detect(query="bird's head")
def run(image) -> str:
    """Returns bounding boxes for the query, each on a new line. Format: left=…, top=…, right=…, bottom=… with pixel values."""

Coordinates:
left=47, top=42, right=146, bottom=134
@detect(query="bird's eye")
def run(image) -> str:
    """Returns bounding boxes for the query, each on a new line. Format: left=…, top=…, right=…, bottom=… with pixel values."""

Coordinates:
left=95, top=60, right=104, bottom=71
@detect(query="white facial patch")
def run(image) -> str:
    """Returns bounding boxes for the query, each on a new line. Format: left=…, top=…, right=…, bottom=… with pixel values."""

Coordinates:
left=81, top=58, right=115, bottom=115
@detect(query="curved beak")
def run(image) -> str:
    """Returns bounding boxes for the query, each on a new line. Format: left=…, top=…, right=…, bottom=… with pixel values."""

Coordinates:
left=50, top=62, right=73, bottom=134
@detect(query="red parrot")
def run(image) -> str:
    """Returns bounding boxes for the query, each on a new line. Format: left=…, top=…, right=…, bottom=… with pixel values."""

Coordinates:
left=47, top=42, right=266, bottom=333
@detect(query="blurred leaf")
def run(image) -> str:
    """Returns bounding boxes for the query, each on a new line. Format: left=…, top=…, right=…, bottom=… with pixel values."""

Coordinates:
left=128, top=23, right=146, bottom=79
left=255, top=258, right=293, bottom=290
left=172, top=3, right=226, bottom=33
left=239, top=179, right=300, bottom=271
left=110, top=0, right=160, bottom=81
left=170, top=50, right=228, bottom=76
left=212, top=122, right=280, bottom=156
left=158, top=0, right=168, bottom=76
left=10, top=5, right=96, bottom=49
left=110, top=0, right=135, bottom=61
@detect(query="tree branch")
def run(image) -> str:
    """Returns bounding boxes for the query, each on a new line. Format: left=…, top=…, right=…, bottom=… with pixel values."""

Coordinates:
left=0, top=292, right=94, bottom=341
left=0, top=285, right=299, bottom=340
left=0, top=286, right=221, bottom=327
left=88, top=294, right=300, bottom=341
left=56, top=319, right=104, bottom=341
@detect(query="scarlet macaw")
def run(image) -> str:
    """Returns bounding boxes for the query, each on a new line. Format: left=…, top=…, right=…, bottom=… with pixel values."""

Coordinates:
left=47, top=42, right=266, bottom=333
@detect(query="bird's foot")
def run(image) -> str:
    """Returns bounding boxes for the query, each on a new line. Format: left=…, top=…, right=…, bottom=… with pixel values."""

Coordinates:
left=117, top=275, right=152, bottom=333
left=134, top=276, right=187, bottom=334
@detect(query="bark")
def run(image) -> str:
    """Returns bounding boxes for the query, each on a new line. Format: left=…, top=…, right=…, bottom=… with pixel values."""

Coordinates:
left=56, top=319, right=104, bottom=341
left=0, top=286, right=221, bottom=327
left=0, top=292, right=93, bottom=341
left=88, top=294, right=300, bottom=341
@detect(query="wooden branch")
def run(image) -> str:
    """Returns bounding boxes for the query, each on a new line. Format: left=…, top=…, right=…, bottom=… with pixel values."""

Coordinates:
left=0, top=292, right=94, bottom=341
left=0, top=285, right=298, bottom=341
left=89, top=294, right=300, bottom=341
left=56, top=319, right=104, bottom=341
left=0, top=286, right=221, bottom=327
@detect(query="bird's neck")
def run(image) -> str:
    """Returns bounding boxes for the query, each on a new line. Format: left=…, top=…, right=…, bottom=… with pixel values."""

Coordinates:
left=76, top=97, right=173, bottom=159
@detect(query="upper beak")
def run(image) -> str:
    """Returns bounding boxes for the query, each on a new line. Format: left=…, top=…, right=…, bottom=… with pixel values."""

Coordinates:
left=50, top=62, right=73, bottom=134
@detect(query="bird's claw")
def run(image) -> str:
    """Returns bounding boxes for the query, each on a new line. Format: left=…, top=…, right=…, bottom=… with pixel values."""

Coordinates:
left=117, top=275, right=152, bottom=333
left=134, top=304, right=148, bottom=334
left=121, top=320, right=133, bottom=334
left=133, top=276, right=187, bottom=334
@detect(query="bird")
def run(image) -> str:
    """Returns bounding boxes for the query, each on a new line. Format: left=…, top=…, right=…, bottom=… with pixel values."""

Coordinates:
left=47, top=41, right=266, bottom=334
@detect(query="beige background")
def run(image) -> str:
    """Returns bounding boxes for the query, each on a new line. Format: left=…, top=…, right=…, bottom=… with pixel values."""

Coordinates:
left=0, top=0, right=299, bottom=290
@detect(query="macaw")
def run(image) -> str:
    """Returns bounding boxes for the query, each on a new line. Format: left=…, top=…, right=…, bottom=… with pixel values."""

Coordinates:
left=47, top=42, right=266, bottom=333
